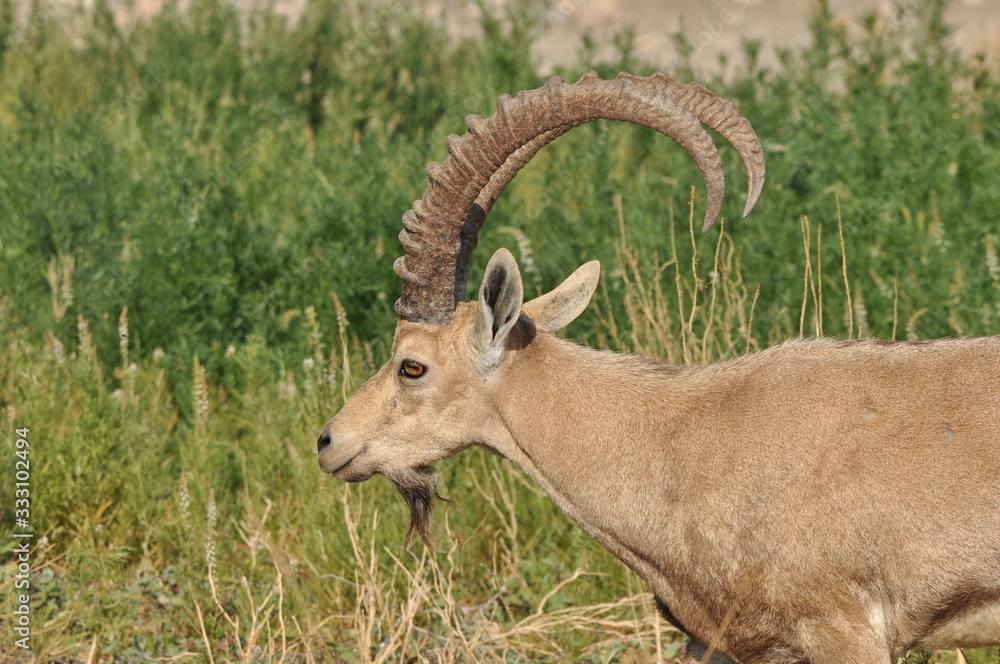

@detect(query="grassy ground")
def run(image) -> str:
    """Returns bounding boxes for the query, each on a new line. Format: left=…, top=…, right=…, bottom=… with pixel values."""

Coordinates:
left=1, top=0, right=999, bottom=661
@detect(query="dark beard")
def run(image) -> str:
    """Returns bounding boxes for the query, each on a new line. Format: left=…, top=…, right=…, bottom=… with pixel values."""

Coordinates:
left=387, top=465, right=441, bottom=549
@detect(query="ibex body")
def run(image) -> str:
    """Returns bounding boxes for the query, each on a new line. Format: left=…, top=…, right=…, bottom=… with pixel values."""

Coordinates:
left=318, top=72, right=1000, bottom=663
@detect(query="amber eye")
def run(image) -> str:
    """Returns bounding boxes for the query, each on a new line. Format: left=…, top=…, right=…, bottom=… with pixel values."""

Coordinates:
left=400, top=360, right=426, bottom=378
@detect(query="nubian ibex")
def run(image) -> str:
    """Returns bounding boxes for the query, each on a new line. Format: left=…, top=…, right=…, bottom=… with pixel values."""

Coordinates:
left=317, top=72, right=1000, bottom=663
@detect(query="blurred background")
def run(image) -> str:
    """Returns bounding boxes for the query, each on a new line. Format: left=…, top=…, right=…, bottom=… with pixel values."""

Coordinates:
left=26, top=0, right=1000, bottom=72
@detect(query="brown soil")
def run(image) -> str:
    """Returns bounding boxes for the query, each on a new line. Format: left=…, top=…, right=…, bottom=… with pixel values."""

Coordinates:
left=55, top=0, right=1000, bottom=74
left=418, top=0, right=999, bottom=75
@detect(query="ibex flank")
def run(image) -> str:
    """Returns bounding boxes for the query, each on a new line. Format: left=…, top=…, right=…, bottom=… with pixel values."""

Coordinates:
left=317, top=71, right=1000, bottom=664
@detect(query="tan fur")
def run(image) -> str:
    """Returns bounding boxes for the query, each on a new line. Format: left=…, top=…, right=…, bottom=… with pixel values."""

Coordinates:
left=319, top=251, right=1000, bottom=664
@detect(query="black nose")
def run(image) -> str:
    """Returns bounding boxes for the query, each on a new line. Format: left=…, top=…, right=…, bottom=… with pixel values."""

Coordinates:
left=317, top=431, right=331, bottom=453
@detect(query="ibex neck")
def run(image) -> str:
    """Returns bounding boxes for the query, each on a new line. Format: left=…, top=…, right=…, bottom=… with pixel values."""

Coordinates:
left=491, top=334, right=704, bottom=585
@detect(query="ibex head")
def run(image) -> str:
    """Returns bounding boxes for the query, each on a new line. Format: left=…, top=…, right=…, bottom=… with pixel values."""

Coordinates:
left=317, top=71, right=765, bottom=546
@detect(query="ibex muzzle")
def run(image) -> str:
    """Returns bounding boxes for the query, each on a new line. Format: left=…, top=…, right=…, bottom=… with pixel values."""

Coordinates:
left=318, top=72, right=1000, bottom=664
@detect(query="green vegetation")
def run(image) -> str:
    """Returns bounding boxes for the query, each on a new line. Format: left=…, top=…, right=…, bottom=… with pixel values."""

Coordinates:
left=0, top=0, right=998, bottom=661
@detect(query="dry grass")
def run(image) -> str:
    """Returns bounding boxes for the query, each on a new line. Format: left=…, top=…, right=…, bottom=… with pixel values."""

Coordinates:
left=599, top=189, right=781, bottom=365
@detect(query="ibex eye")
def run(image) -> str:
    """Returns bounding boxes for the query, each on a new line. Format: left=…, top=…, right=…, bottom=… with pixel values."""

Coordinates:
left=400, top=360, right=426, bottom=378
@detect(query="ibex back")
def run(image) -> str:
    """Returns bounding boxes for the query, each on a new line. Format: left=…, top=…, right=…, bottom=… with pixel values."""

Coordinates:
left=317, top=72, right=1000, bottom=664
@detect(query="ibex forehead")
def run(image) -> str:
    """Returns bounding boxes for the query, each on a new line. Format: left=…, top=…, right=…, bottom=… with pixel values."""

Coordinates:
left=391, top=303, right=479, bottom=352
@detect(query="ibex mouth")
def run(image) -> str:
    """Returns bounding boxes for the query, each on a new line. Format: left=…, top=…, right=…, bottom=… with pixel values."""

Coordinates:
left=320, top=446, right=372, bottom=482
left=331, top=453, right=360, bottom=477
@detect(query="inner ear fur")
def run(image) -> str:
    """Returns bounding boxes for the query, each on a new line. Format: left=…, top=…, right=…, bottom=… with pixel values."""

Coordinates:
left=522, top=261, right=600, bottom=333
left=474, top=249, right=525, bottom=361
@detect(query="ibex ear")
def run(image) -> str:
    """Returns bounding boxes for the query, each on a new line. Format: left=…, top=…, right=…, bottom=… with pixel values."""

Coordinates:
left=474, top=248, right=525, bottom=368
left=522, top=261, right=600, bottom=333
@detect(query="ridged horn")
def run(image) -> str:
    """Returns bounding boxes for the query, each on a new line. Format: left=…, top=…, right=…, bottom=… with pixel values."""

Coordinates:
left=394, top=71, right=766, bottom=325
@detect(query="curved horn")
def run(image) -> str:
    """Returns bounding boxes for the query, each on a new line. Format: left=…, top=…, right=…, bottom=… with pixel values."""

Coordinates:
left=394, top=71, right=766, bottom=325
